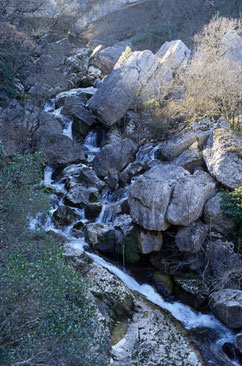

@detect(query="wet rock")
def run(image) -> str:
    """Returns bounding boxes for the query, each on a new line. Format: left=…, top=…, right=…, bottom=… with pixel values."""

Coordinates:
left=90, top=40, right=134, bottom=75
left=235, top=332, right=242, bottom=353
left=203, top=128, right=242, bottom=189
left=155, top=128, right=196, bottom=161
left=173, top=142, right=203, bottom=172
left=175, top=221, right=208, bottom=253
left=55, top=88, right=89, bottom=108
left=204, top=192, right=235, bottom=234
left=84, top=223, right=121, bottom=253
left=167, top=170, right=216, bottom=226
left=85, top=203, right=103, bottom=220
left=152, top=271, right=173, bottom=296
left=34, top=133, right=86, bottom=167
left=110, top=298, right=202, bottom=366
left=138, top=231, right=163, bottom=254
left=53, top=206, right=78, bottom=228
left=114, top=215, right=133, bottom=235
left=64, top=164, right=105, bottom=191
left=108, top=168, right=119, bottom=189
left=119, top=162, right=146, bottom=186
left=129, top=164, right=188, bottom=231
left=210, top=289, right=242, bottom=329
left=92, top=137, right=137, bottom=177
left=173, top=275, right=209, bottom=309
left=65, top=184, right=99, bottom=208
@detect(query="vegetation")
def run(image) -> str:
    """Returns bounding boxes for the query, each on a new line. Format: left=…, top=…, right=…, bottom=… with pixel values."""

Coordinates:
left=0, top=144, right=108, bottom=365
left=165, top=16, right=242, bottom=131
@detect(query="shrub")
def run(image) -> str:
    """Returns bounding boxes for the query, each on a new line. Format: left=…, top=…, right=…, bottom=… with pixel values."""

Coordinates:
left=165, top=16, right=242, bottom=131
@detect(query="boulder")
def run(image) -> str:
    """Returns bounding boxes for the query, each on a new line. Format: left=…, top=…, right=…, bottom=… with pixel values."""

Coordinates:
left=203, top=128, right=242, bottom=189
left=173, top=275, right=209, bottom=309
left=85, top=203, right=103, bottom=220
left=53, top=206, right=78, bottom=228
left=129, top=164, right=188, bottom=231
left=204, top=192, right=235, bottom=234
left=64, top=164, right=105, bottom=191
left=155, top=128, right=196, bottom=161
left=34, top=133, right=86, bottom=167
left=220, top=30, right=242, bottom=65
left=235, top=332, right=242, bottom=353
left=88, top=41, right=190, bottom=126
left=65, top=184, right=99, bottom=208
left=175, top=221, right=208, bottom=253
left=64, top=47, right=91, bottom=85
left=84, top=223, right=121, bottom=253
left=173, top=142, right=203, bottom=172
left=92, top=137, right=137, bottom=177
left=167, top=170, right=216, bottom=226
left=90, top=40, right=134, bottom=74
left=191, top=117, right=230, bottom=149
left=114, top=215, right=133, bottom=235
left=138, top=231, right=163, bottom=254
left=152, top=271, right=173, bottom=296
left=55, top=88, right=89, bottom=108
left=210, top=289, right=242, bottom=329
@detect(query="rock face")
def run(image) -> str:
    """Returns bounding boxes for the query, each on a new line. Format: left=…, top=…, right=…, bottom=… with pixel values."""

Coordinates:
left=92, top=137, right=137, bottom=177
left=88, top=41, right=190, bottom=126
left=204, top=192, right=235, bottom=234
left=167, top=170, right=216, bottom=226
left=129, top=164, right=188, bottom=231
left=203, top=128, right=242, bottom=189
left=210, top=289, right=242, bottom=329
left=110, top=298, right=202, bottom=366
left=175, top=221, right=208, bottom=253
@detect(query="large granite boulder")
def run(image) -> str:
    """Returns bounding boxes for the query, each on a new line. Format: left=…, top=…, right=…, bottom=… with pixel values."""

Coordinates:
left=210, top=289, right=242, bottom=329
left=92, top=137, right=137, bottom=177
left=166, top=170, right=216, bottom=226
left=129, top=164, right=188, bottom=231
left=88, top=40, right=190, bottom=126
left=204, top=192, right=235, bottom=234
left=156, top=128, right=196, bottom=161
left=175, top=221, right=208, bottom=253
left=90, top=40, right=134, bottom=75
left=203, top=128, right=242, bottom=189
left=173, top=142, right=203, bottom=172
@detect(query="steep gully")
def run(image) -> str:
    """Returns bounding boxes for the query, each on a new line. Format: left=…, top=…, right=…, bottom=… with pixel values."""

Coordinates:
left=30, top=98, right=241, bottom=366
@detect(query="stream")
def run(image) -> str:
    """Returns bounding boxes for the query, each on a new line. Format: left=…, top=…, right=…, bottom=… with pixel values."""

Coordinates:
left=33, top=98, right=242, bottom=366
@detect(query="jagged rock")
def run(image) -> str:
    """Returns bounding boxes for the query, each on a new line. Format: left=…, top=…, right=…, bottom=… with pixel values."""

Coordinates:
left=152, top=271, right=173, bottom=295
left=65, top=184, right=99, bottom=208
left=90, top=40, right=134, bottom=74
left=173, top=142, right=203, bottom=172
left=235, top=332, right=242, bottom=353
left=191, top=117, right=230, bottom=148
left=34, top=134, right=86, bottom=167
left=129, top=164, right=188, bottom=231
left=210, top=289, right=242, bottom=329
left=155, top=128, right=196, bottom=161
left=53, top=206, right=78, bottom=228
left=55, top=88, right=89, bottom=108
left=204, top=192, right=235, bottom=234
left=84, top=223, right=121, bottom=253
left=173, top=276, right=209, bottom=309
left=85, top=203, right=103, bottom=219
left=114, top=215, right=133, bottom=235
left=92, top=137, right=137, bottom=177
left=166, top=170, right=216, bottom=226
left=138, top=231, right=163, bottom=254
left=88, top=41, right=190, bottom=126
left=175, top=221, right=208, bottom=253
left=203, top=128, right=242, bottom=189
left=64, top=164, right=105, bottom=191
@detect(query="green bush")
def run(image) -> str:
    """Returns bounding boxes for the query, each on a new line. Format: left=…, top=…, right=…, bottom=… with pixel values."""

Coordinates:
left=0, top=144, right=108, bottom=365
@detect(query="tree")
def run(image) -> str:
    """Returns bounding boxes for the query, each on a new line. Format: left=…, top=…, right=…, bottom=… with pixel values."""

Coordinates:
left=165, top=16, right=242, bottom=131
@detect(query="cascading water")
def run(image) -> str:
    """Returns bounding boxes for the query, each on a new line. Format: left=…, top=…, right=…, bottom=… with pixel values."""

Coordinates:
left=32, top=102, right=241, bottom=366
